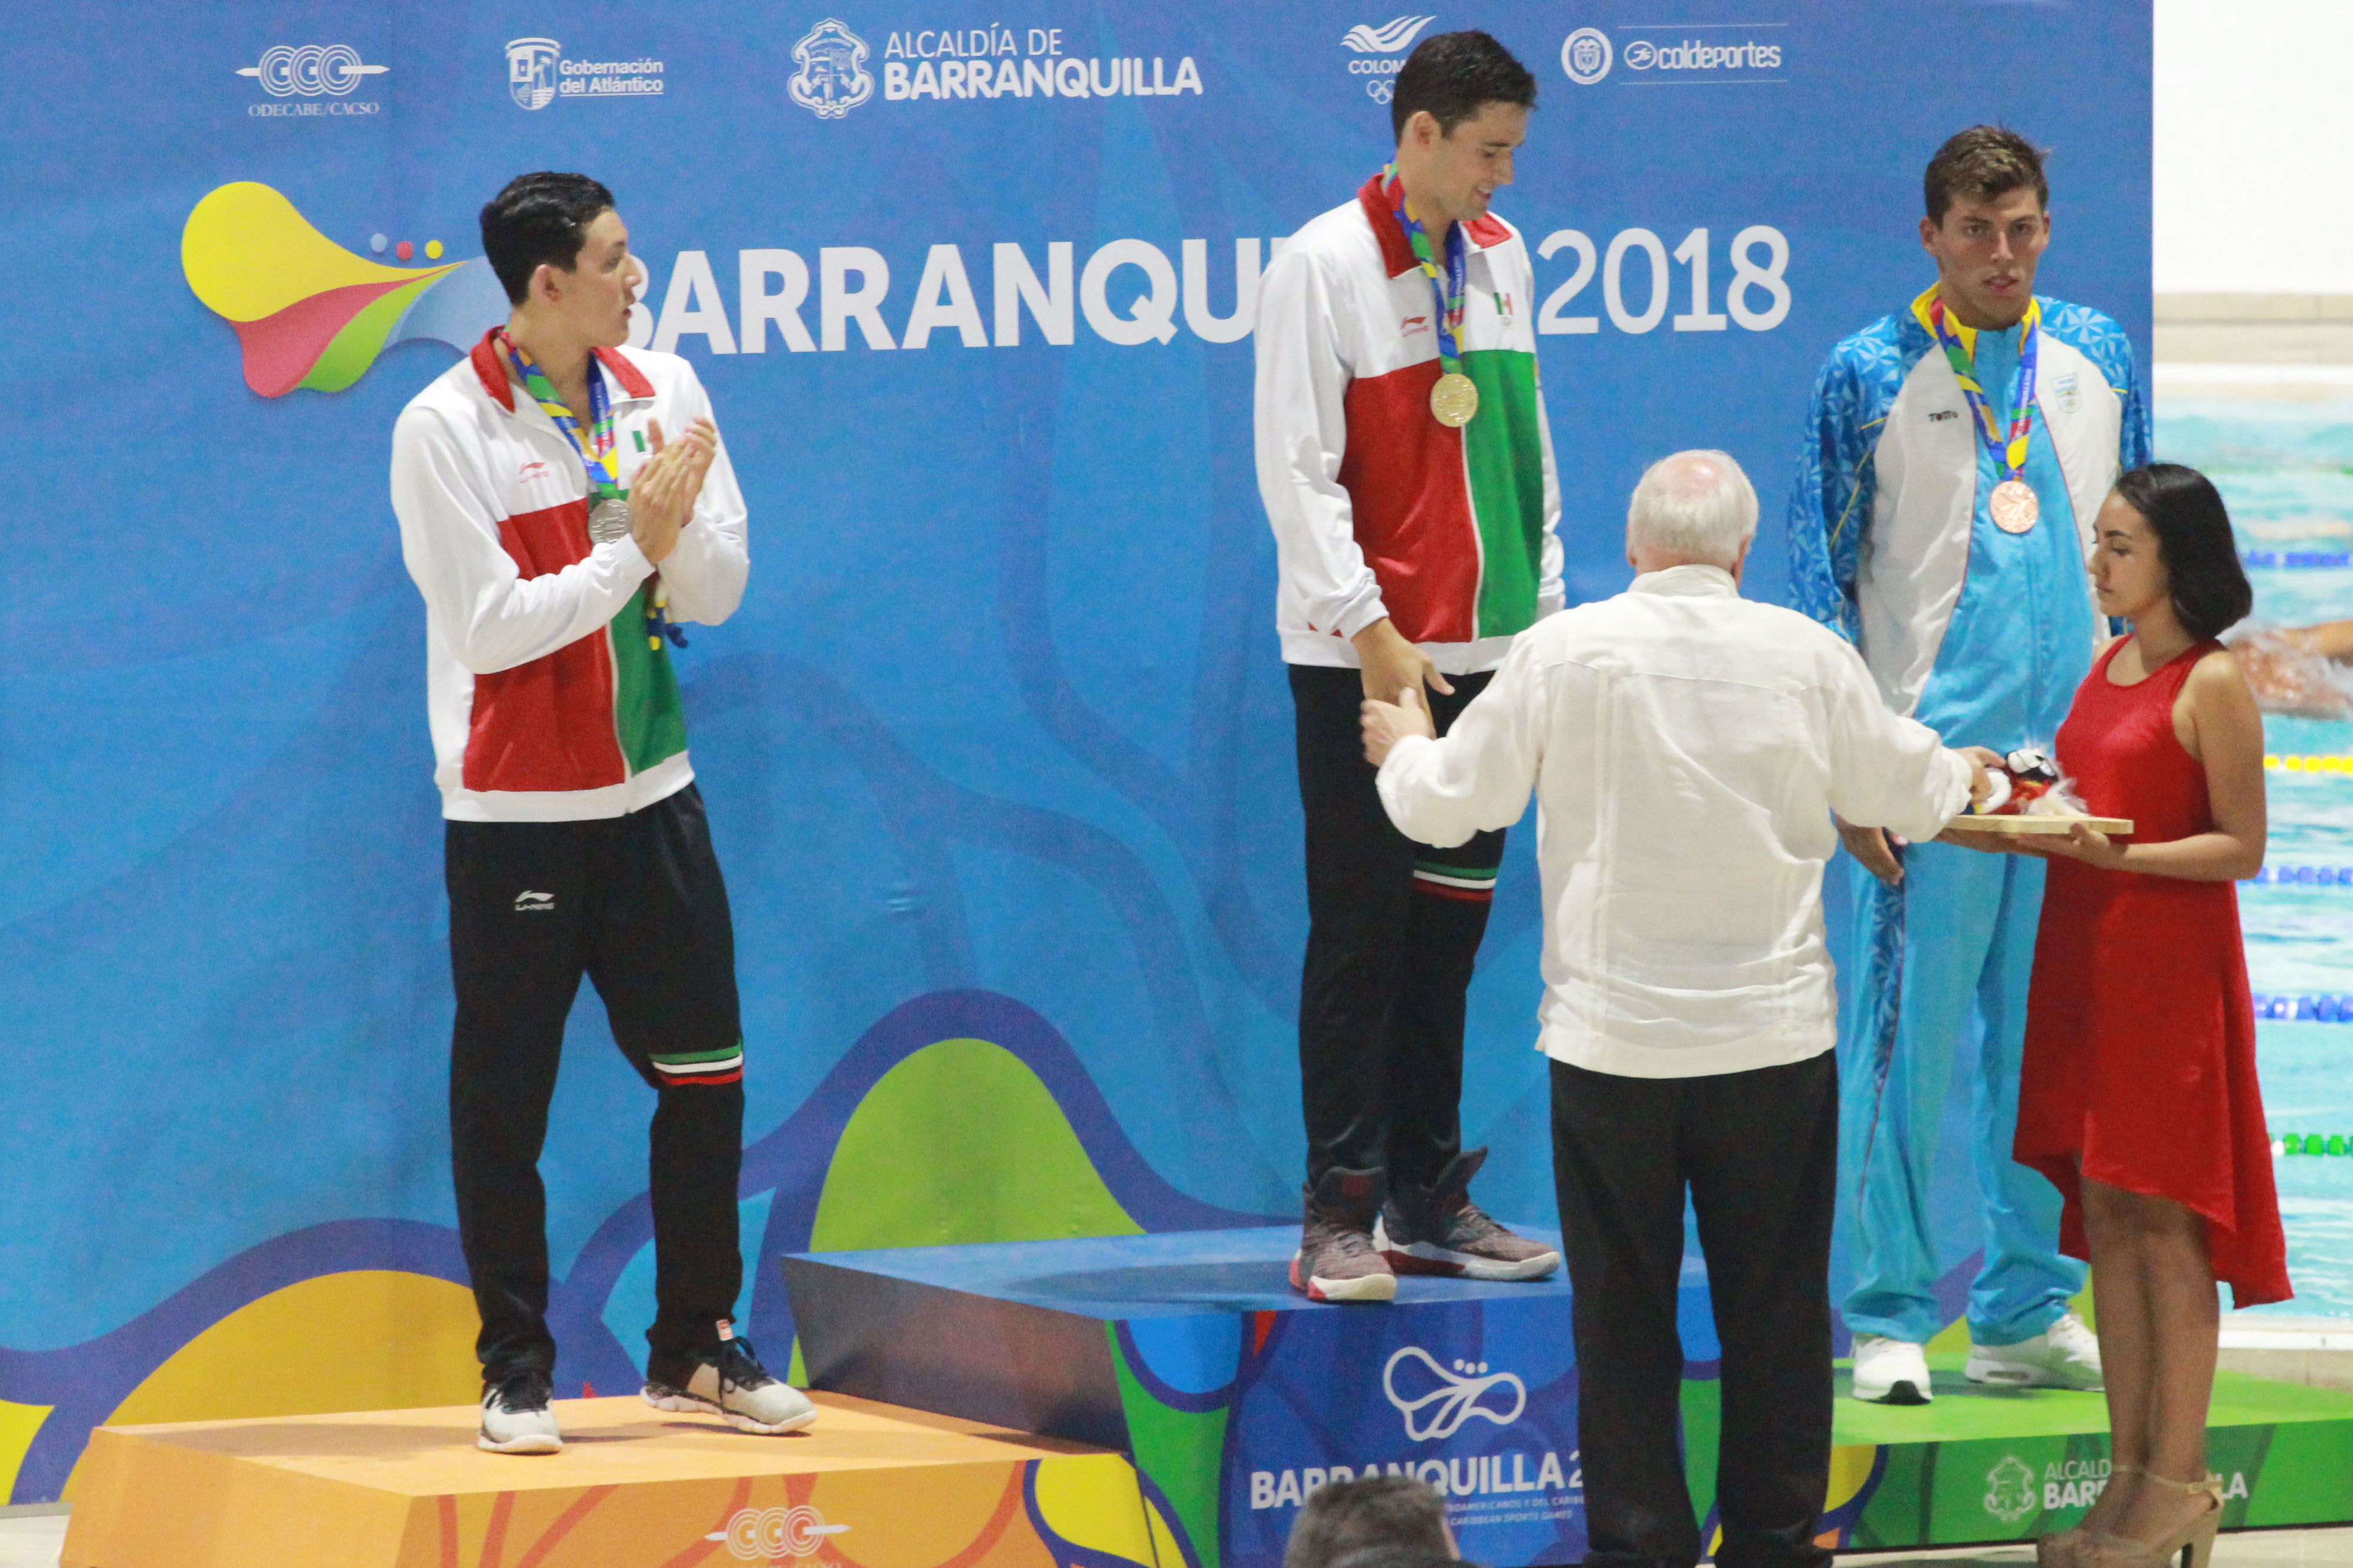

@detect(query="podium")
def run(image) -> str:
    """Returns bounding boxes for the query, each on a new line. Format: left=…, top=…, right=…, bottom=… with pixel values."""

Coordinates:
left=783, top=1227, right=2353, bottom=1567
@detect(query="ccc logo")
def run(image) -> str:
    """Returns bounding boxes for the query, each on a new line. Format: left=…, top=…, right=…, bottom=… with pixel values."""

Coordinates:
left=711, top=1505, right=847, bottom=1562
left=241, top=45, right=380, bottom=97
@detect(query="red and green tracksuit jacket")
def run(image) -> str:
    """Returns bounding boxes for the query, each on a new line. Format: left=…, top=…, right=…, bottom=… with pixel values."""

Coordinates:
left=1254, top=172, right=1564, bottom=675
left=390, top=330, right=749, bottom=823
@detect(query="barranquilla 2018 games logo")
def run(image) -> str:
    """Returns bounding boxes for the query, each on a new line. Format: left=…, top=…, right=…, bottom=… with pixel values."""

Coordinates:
left=182, top=182, right=506, bottom=396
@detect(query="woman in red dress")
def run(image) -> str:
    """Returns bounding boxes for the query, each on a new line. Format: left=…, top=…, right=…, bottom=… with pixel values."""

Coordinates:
left=1951, top=464, right=2289, bottom=1568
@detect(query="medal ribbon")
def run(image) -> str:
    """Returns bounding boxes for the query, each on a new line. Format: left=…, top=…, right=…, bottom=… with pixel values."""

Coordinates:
left=1383, top=163, right=1468, bottom=376
left=498, top=330, right=621, bottom=498
left=1927, top=294, right=2040, bottom=486
left=498, top=331, right=684, bottom=649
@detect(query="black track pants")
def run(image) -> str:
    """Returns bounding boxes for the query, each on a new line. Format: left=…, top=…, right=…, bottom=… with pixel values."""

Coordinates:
left=446, top=784, right=745, bottom=1380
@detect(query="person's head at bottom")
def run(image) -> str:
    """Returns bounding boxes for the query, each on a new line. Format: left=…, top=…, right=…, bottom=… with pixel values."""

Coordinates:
left=1284, top=1475, right=1461, bottom=1568
left=1625, top=449, right=1760, bottom=583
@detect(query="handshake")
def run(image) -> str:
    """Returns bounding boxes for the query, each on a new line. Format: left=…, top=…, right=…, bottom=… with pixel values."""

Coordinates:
left=624, top=415, right=720, bottom=565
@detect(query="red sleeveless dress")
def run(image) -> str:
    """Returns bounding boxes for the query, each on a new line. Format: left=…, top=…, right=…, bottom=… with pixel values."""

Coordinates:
left=2014, top=638, right=2290, bottom=1306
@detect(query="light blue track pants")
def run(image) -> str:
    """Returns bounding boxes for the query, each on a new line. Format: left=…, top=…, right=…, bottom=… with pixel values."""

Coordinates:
left=1836, top=841, right=2085, bottom=1347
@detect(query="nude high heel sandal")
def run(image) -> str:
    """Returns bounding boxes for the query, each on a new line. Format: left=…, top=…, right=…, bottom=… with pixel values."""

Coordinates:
left=2038, top=1461, right=2139, bottom=1568
left=2081, top=1471, right=2223, bottom=1568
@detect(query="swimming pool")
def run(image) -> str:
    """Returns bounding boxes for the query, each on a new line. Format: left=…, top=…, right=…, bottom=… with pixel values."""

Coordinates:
left=2159, top=390, right=2353, bottom=1321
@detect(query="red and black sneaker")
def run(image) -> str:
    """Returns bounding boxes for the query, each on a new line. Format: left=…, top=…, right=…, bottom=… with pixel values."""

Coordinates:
left=1376, top=1148, right=1560, bottom=1281
left=1289, top=1166, right=1397, bottom=1303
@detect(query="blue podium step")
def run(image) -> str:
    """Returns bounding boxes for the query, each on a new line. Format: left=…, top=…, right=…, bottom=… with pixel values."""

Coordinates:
left=783, top=1225, right=1599, bottom=1568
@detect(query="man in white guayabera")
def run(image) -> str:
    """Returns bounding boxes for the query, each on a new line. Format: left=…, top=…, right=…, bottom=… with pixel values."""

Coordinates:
left=1360, top=452, right=1996, bottom=1568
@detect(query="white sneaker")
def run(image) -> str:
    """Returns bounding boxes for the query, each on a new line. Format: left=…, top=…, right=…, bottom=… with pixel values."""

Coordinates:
left=642, top=1334, right=818, bottom=1434
left=1967, top=1311, right=2104, bottom=1389
left=1850, top=1335, right=1934, bottom=1404
left=478, top=1369, right=563, bottom=1454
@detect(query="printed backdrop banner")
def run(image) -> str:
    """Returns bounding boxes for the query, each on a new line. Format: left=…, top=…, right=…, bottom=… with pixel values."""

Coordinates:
left=0, top=0, right=2149, bottom=1505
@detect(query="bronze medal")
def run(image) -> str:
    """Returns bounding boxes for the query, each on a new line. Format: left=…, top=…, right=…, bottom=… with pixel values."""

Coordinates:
left=1990, top=478, right=2039, bottom=534
left=1430, top=371, right=1479, bottom=428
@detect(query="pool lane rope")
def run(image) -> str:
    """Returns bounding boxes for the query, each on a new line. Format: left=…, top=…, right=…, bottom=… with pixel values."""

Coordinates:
left=2276, top=1133, right=2352, bottom=1156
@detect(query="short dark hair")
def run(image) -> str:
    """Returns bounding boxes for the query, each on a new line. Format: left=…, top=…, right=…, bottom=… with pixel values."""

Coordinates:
left=480, top=172, right=616, bottom=305
left=1285, top=1477, right=1452, bottom=1568
left=2110, top=464, right=2253, bottom=640
left=1923, top=126, right=2048, bottom=225
left=1391, top=31, right=1536, bottom=142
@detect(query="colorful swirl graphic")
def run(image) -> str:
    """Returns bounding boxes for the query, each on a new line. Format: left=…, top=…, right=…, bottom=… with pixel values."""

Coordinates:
left=180, top=182, right=506, bottom=396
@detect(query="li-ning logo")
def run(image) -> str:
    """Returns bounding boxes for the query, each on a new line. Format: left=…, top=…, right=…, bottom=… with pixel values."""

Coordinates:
left=1341, top=15, right=1433, bottom=104
left=508, top=38, right=560, bottom=109
left=706, top=1505, right=850, bottom=1562
left=514, top=890, right=556, bottom=912
left=1382, top=1346, right=1527, bottom=1441
left=789, top=20, right=875, bottom=118
left=1560, top=27, right=1612, bottom=85
left=1402, top=315, right=1430, bottom=336
left=1984, top=1455, right=2038, bottom=1524
left=238, top=45, right=389, bottom=96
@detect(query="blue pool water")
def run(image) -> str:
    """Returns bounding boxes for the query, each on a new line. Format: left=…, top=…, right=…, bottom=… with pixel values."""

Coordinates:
left=2160, top=394, right=2353, bottom=1320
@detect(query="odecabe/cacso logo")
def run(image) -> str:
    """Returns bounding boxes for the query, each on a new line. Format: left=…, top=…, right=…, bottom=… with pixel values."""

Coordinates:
left=704, top=1504, right=849, bottom=1562
left=1340, top=15, right=1434, bottom=104
left=1560, top=27, right=1610, bottom=85
left=506, top=36, right=666, bottom=111
left=238, top=45, right=388, bottom=97
left=1382, top=1345, right=1527, bottom=1441
left=237, top=44, right=388, bottom=117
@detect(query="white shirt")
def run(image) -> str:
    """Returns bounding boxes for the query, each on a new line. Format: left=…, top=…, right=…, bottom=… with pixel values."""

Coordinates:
left=1377, top=565, right=1974, bottom=1077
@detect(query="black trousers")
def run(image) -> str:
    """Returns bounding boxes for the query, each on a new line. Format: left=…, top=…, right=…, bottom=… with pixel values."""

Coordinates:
left=1550, top=1054, right=1837, bottom=1568
left=446, top=784, right=745, bottom=1380
left=1291, top=663, right=1504, bottom=1189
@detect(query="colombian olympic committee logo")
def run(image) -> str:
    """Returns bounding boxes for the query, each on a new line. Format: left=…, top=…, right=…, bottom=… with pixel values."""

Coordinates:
left=507, top=37, right=560, bottom=109
left=788, top=19, right=875, bottom=118
left=1382, top=1346, right=1527, bottom=1441
left=1560, top=27, right=1612, bottom=85
left=1341, top=16, right=1434, bottom=104
left=706, top=1505, right=850, bottom=1560
left=237, top=45, right=388, bottom=96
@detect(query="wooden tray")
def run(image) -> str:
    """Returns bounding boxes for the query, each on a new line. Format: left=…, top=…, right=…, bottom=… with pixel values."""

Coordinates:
left=1951, top=813, right=2132, bottom=836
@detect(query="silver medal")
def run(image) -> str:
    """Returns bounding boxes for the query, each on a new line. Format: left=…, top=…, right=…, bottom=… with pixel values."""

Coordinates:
left=588, top=497, right=632, bottom=545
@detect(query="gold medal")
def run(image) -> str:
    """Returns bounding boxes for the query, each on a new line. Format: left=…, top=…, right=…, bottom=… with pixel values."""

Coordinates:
left=1990, top=478, right=2039, bottom=534
left=1430, top=372, right=1479, bottom=428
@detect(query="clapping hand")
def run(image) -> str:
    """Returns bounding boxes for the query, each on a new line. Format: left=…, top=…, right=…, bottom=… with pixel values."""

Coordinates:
left=626, top=416, right=718, bottom=565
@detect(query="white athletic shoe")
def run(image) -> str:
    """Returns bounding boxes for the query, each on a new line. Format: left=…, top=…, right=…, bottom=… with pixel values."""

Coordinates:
left=1850, top=1335, right=1934, bottom=1405
left=1967, top=1311, right=2104, bottom=1389
left=642, top=1334, right=818, bottom=1434
left=478, top=1369, right=563, bottom=1454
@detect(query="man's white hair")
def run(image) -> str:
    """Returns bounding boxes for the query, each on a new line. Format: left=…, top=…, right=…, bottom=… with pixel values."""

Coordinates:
left=1626, top=449, right=1758, bottom=567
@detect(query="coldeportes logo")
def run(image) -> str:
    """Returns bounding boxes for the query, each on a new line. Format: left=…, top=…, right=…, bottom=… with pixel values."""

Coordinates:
left=1561, top=27, right=1611, bottom=84
left=790, top=19, right=875, bottom=117
left=1984, top=1455, right=2038, bottom=1524
left=181, top=183, right=507, bottom=396
left=1382, top=1346, right=1526, bottom=1441
left=705, top=1505, right=849, bottom=1561
left=1341, top=15, right=1434, bottom=104
left=237, top=45, right=388, bottom=96
left=508, top=38, right=560, bottom=109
